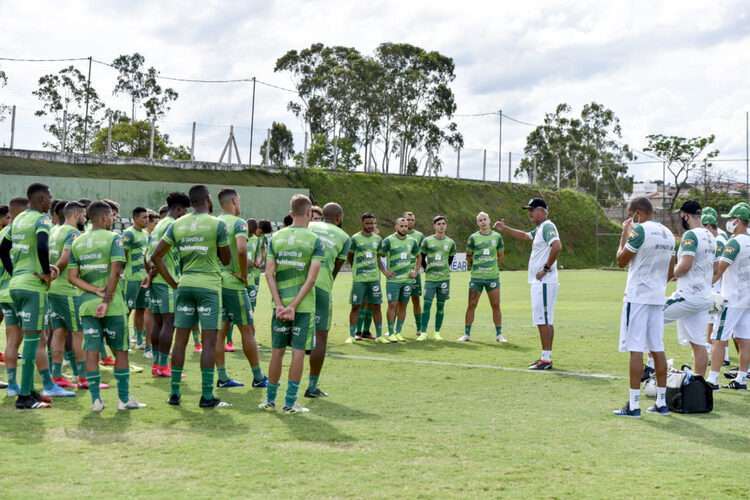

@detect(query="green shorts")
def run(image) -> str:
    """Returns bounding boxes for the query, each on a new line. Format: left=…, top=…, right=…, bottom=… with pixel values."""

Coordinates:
left=469, top=278, right=500, bottom=294
left=125, top=280, right=148, bottom=310
left=411, top=274, right=423, bottom=297
left=149, top=283, right=175, bottom=315
left=315, top=287, right=332, bottom=332
left=222, top=287, right=254, bottom=326
left=424, top=280, right=450, bottom=302
left=386, top=282, right=414, bottom=304
left=48, top=293, right=81, bottom=332
left=174, top=286, right=222, bottom=331
left=350, top=281, right=382, bottom=305
left=82, top=314, right=128, bottom=352
left=10, top=289, right=47, bottom=332
left=246, top=284, right=258, bottom=310
left=0, top=301, right=20, bottom=327
left=271, top=311, right=314, bottom=350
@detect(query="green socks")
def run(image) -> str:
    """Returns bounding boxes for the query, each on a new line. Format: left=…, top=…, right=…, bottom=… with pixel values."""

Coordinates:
left=435, top=301, right=446, bottom=332
left=114, top=368, right=129, bottom=403
left=201, top=368, right=214, bottom=400
left=64, top=351, right=78, bottom=376
left=87, top=370, right=101, bottom=402
left=226, top=328, right=233, bottom=344
left=421, top=300, right=433, bottom=332
left=39, top=368, right=54, bottom=390
left=464, top=325, right=472, bottom=336
left=20, top=333, right=40, bottom=396
left=414, top=311, right=421, bottom=333
left=52, top=361, right=63, bottom=378
left=495, top=325, right=503, bottom=337
left=375, top=322, right=383, bottom=337
left=170, top=367, right=183, bottom=397
left=217, top=366, right=229, bottom=382
left=135, top=329, right=144, bottom=345
left=285, top=380, right=300, bottom=408
left=396, top=319, right=404, bottom=334
left=99, top=342, right=108, bottom=359
left=363, top=310, right=373, bottom=332
left=251, top=365, right=264, bottom=383
left=191, top=327, right=201, bottom=345
left=387, top=319, right=395, bottom=335
left=77, top=361, right=85, bottom=378
left=308, top=375, right=319, bottom=392
left=349, top=324, right=357, bottom=338
left=7, top=367, right=17, bottom=386
left=267, top=382, right=279, bottom=403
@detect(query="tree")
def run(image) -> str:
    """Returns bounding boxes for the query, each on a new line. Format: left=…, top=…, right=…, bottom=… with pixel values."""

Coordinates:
left=259, top=121, right=295, bottom=167
left=516, top=102, right=635, bottom=205
left=644, top=134, right=719, bottom=209
left=90, top=118, right=189, bottom=160
left=295, top=133, right=360, bottom=171
left=111, top=53, right=178, bottom=122
left=33, top=65, right=103, bottom=153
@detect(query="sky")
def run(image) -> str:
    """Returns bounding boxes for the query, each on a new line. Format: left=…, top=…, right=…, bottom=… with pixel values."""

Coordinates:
left=1, top=0, right=749, bottom=184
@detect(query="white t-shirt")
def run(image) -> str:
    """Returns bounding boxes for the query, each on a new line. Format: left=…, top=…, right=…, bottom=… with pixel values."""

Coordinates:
left=712, top=231, right=728, bottom=294
left=676, top=227, right=716, bottom=298
left=623, top=220, right=674, bottom=305
left=526, top=219, right=560, bottom=284
left=719, top=233, right=750, bottom=309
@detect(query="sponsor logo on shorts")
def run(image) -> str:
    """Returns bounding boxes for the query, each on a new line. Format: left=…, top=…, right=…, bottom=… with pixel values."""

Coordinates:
left=198, top=306, right=212, bottom=316
left=404, top=286, right=411, bottom=294
left=490, top=281, right=497, bottom=288
left=440, top=282, right=448, bottom=289
left=103, top=328, right=117, bottom=338
left=83, top=327, right=98, bottom=336
left=18, top=310, right=32, bottom=321
left=273, top=325, right=287, bottom=333
left=352, top=294, right=358, bottom=302
left=177, top=305, right=195, bottom=314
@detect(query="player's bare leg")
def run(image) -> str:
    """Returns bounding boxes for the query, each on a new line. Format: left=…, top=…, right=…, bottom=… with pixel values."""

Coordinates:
left=460, top=289, right=481, bottom=341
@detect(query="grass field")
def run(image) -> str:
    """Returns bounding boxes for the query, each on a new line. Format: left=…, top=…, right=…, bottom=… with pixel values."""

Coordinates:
left=1, top=270, right=747, bottom=499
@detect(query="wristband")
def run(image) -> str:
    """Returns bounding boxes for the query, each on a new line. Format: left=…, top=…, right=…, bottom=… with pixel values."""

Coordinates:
left=543, top=264, right=551, bottom=272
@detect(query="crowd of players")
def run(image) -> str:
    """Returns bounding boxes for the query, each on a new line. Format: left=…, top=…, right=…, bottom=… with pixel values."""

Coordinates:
left=0, top=182, right=564, bottom=413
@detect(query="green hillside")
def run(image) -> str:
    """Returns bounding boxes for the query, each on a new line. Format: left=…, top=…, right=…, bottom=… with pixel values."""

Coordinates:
left=0, top=156, right=620, bottom=269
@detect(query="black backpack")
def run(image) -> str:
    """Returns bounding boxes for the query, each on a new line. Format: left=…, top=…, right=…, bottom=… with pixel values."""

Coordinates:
left=666, top=373, right=713, bottom=414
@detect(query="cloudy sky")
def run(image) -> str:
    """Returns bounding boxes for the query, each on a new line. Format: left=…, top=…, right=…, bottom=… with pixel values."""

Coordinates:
left=1, top=0, right=748, bottom=183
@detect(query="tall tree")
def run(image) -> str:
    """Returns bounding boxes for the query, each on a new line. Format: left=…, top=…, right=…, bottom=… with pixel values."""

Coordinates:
left=644, top=134, right=719, bottom=209
left=33, top=65, right=103, bottom=153
left=91, top=118, right=189, bottom=160
left=111, top=53, right=178, bottom=122
left=259, top=121, right=295, bottom=167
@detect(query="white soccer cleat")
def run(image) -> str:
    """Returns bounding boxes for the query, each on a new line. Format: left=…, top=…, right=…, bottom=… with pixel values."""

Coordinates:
left=457, top=335, right=471, bottom=342
left=495, top=335, right=508, bottom=343
left=91, top=398, right=105, bottom=412
left=283, top=403, right=310, bottom=414
left=118, top=398, right=147, bottom=411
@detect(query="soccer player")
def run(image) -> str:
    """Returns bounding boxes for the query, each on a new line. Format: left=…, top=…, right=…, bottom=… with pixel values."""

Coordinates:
left=347, top=213, right=386, bottom=343
left=311, top=205, right=323, bottom=222
left=381, top=217, right=420, bottom=342
left=48, top=201, right=88, bottom=389
left=418, top=215, right=456, bottom=341
left=663, top=201, right=715, bottom=379
left=152, top=185, right=231, bottom=408
left=460, top=212, right=505, bottom=343
left=612, top=197, right=673, bottom=417
left=215, top=188, right=267, bottom=389
left=701, top=206, right=731, bottom=366
left=306, top=202, right=350, bottom=397
left=68, top=201, right=145, bottom=412
left=122, top=207, right=150, bottom=351
left=0, top=184, right=58, bottom=409
left=709, top=203, right=750, bottom=390
left=246, top=218, right=262, bottom=312
left=145, top=192, right=190, bottom=377
left=258, top=194, right=322, bottom=414
left=404, top=211, right=424, bottom=337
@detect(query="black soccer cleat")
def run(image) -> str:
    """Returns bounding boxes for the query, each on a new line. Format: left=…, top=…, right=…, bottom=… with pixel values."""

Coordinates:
left=304, top=387, right=329, bottom=399
left=199, top=396, right=232, bottom=408
left=641, top=365, right=655, bottom=383
left=724, top=380, right=747, bottom=390
left=528, top=359, right=553, bottom=371
left=15, top=394, right=51, bottom=410
left=168, top=394, right=181, bottom=406
left=724, top=367, right=740, bottom=380
left=706, top=381, right=720, bottom=391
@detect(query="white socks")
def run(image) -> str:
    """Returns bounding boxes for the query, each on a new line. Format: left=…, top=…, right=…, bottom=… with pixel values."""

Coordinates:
left=646, top=356, right=655, bottom=369
left=736, top=371, right=747, bottom=384
left=707, top=371, right=719, bottom=384
left=655, top=387, right=666, bottom=407
left=629, top=389, right=640, bottom=410
left=541, top=350, right=552, bottom=362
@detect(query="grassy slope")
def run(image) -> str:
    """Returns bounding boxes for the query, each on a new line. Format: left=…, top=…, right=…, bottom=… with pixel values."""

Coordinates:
left=0, top=271, right=746, bottom=499
left=0, top=157, right=620, bottom=268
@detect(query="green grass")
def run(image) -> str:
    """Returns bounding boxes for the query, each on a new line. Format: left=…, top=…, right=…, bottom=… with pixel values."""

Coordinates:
left=0, top=270, right=746, bottom=498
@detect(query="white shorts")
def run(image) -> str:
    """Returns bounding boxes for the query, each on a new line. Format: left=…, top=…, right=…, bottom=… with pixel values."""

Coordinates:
left=714, top=307, right=750, bottom=342
left=663, top=292, right=712, bottom=347
left=619, top=302, right=664, bottom=353
left=530, top=282, right=558, bottom=326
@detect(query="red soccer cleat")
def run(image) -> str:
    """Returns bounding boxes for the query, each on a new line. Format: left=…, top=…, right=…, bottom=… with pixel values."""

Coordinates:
left=52, top=376, right=76, bottom=389
left=0, top=352, right=5, bottom=363
left=77, top=377, right=110, bottom=390
left=193, top=343, right=203, bottom=353
left=225, top=342, right=235, bottom=352
left=101, top=356, right=116, bottom=366
left=158, top=365, right=172, bottom=378
left=151, top=365, right=159, bottom=377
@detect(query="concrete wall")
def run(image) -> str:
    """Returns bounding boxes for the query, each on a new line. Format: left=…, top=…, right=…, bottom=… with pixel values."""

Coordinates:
left=0, top=173, right=308, bottom=223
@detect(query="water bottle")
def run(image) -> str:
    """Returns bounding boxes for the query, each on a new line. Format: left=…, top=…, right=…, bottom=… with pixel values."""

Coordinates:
left=681, top=364, right=693, bottom=385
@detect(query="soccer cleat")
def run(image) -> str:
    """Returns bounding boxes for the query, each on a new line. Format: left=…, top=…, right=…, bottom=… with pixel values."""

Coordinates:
left=158, top=365, right=172, bottom=378
left=118, top=398, right=146, bottom=410
left=168, top=394, right=181, bottom=406
left=42, top=384, right=76, bottom=398
left=129, top=363, right=144, bottom=374
left=199, top=397, right=232, bottom=408
left=0, top=352, right=5, bottom=363
left=52, top=376, right=76, bottom=389
left=361, top=331, right=375, bottom=340
left=707, top=381, right=720, bottom=391
left=344, top=337, right=355, bottom=344
left=91, top=398, right=105, bottom=412
left=77, top=377, right=110, bottom=390
left=217, top=378, right=245, bottom=388
left=647, top=404, right=671, bottom=416
left=416, top=333, right=428, bottom=342
left=135, top=342, right=146, bottom=351
left=724, top=380, right=748, bottom=390
left=722, top=359, right=731, bottom=367
left=7, top=383, right=19, bottom=397
left=495, top=335, right=509, bottom=343
left=457, top=335, right=471, bottom=342
left=143, top=350, right=153, bottom=360
left=612, top=403, right=640, bottom=418
left=225, top=342, right=236, bottom=352
left=433, top=332, right=443, bottom=341
left=100, top=356, right=116, bottom=367
left=528, top=360, right=553, bottom=371
left=283, top=403, right=310, bottom=414
left=394, top=334, right=407, bottom=343
left=641, top=365, right=655, bottom=383
left=151, top=365, right=159, bottom=377
left=304, top=387, right=329, bottom=398
left=193, top=343, right=203, bottom=353
left=724, top=367, right=739, bottom=380
left=16, top=394, right=51, bottom=410
left=375, top=336, right=392, bottom=344
left=258, top=401, right=276, bottom=411
left=354, top=335, right=363, bottom=341
left=252, top=376, right=269, bottom=389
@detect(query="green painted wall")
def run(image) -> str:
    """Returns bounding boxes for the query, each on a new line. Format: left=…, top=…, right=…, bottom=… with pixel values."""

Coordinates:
left=0, top=174, right=307, bottom=222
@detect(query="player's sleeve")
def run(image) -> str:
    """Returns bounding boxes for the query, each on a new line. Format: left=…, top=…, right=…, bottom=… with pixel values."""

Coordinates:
left=312, top=237, right=324, bottom=261
left=527, top=228, right=537, bottom=240
left=68, top=246, right=79, bottom=269
left=337, top=237, right=351, bottom=261
left=267, top=238, right=276, bottom=263
left=542, top=222, right=559, bottom=245
left=36, top=215, right=51, bottom=235
left=111, top=235, right=126, bottom=263
left=216, top=221, right=229, bottom=247
left=624, top=224, right=645, bottom=253
left=63, top=229, right=78, bottom=249
left=715, top=239, right=725, bottom=258
left=450, top=240, right=457, bottom=256
left=411, top=239, right=419, bottom=256
left=678, top=230, right=698, bottom=256
left=466, top=234, right=474, bottom=255
left=420, top=239, right=428, bottom=254
left=379, top=238, right=389, bottom=256
left=234, top=220, right=248, bottom=240
left=497, top=233, right=505, bottom=251
left=121, top=229, right=133, bottom=250
left=719, top=238, right=740, bottom=264
left=348, top=237, right=357, bottom=254
left=162, top=223, right=176, bottom=246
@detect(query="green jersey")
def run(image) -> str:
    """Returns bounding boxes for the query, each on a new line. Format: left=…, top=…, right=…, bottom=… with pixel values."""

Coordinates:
left=0, top=226, right=10, bottom=302
left=49, top=224, right=81, bottom=296
left=70, top=229, right=127, bottom=317
left=309, top=221, right=351, bottom=292
left=218, top=213, right=249, bottom=291
left=247, top=235, right=261, bottom=281
left=163, top=213, right=229, bottom=292
left=381, top=233, right=419, bottom=284
left=4, top=208, right=52, bottom=292
left=349, top=232, right=382, bottom=282
left=122, top=226, right=149, bottom=281
left=267, top=226, right=323, bottom=314
left=150, top=216, right=179, bottom=286
left=467, top=230, right=504, bottom=280
left=421, top=235, right=457, bottom=282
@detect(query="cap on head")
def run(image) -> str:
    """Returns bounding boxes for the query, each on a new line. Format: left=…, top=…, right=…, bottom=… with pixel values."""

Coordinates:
left=678, top=200, right=701, bottom=216
left=722, top=203, right=750, bottom=222
left=523, top=198, right=547, bottom=210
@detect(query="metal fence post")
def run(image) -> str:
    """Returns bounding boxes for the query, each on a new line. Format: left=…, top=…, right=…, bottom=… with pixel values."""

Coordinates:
left=9, top=105, right=15, bottom=150
left=264, top=128, right=270, bottom=166
left=149, top=119, right=155, bottom=159
left=482, top=149, right=487, bottom=181
left=456, top=147, right=461, bottom=179
left=191, top=121, right=196, bottom=161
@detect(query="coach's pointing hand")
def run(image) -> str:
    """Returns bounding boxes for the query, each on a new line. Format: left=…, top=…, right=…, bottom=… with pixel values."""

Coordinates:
left=493, top=220, right=506, bottom=232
